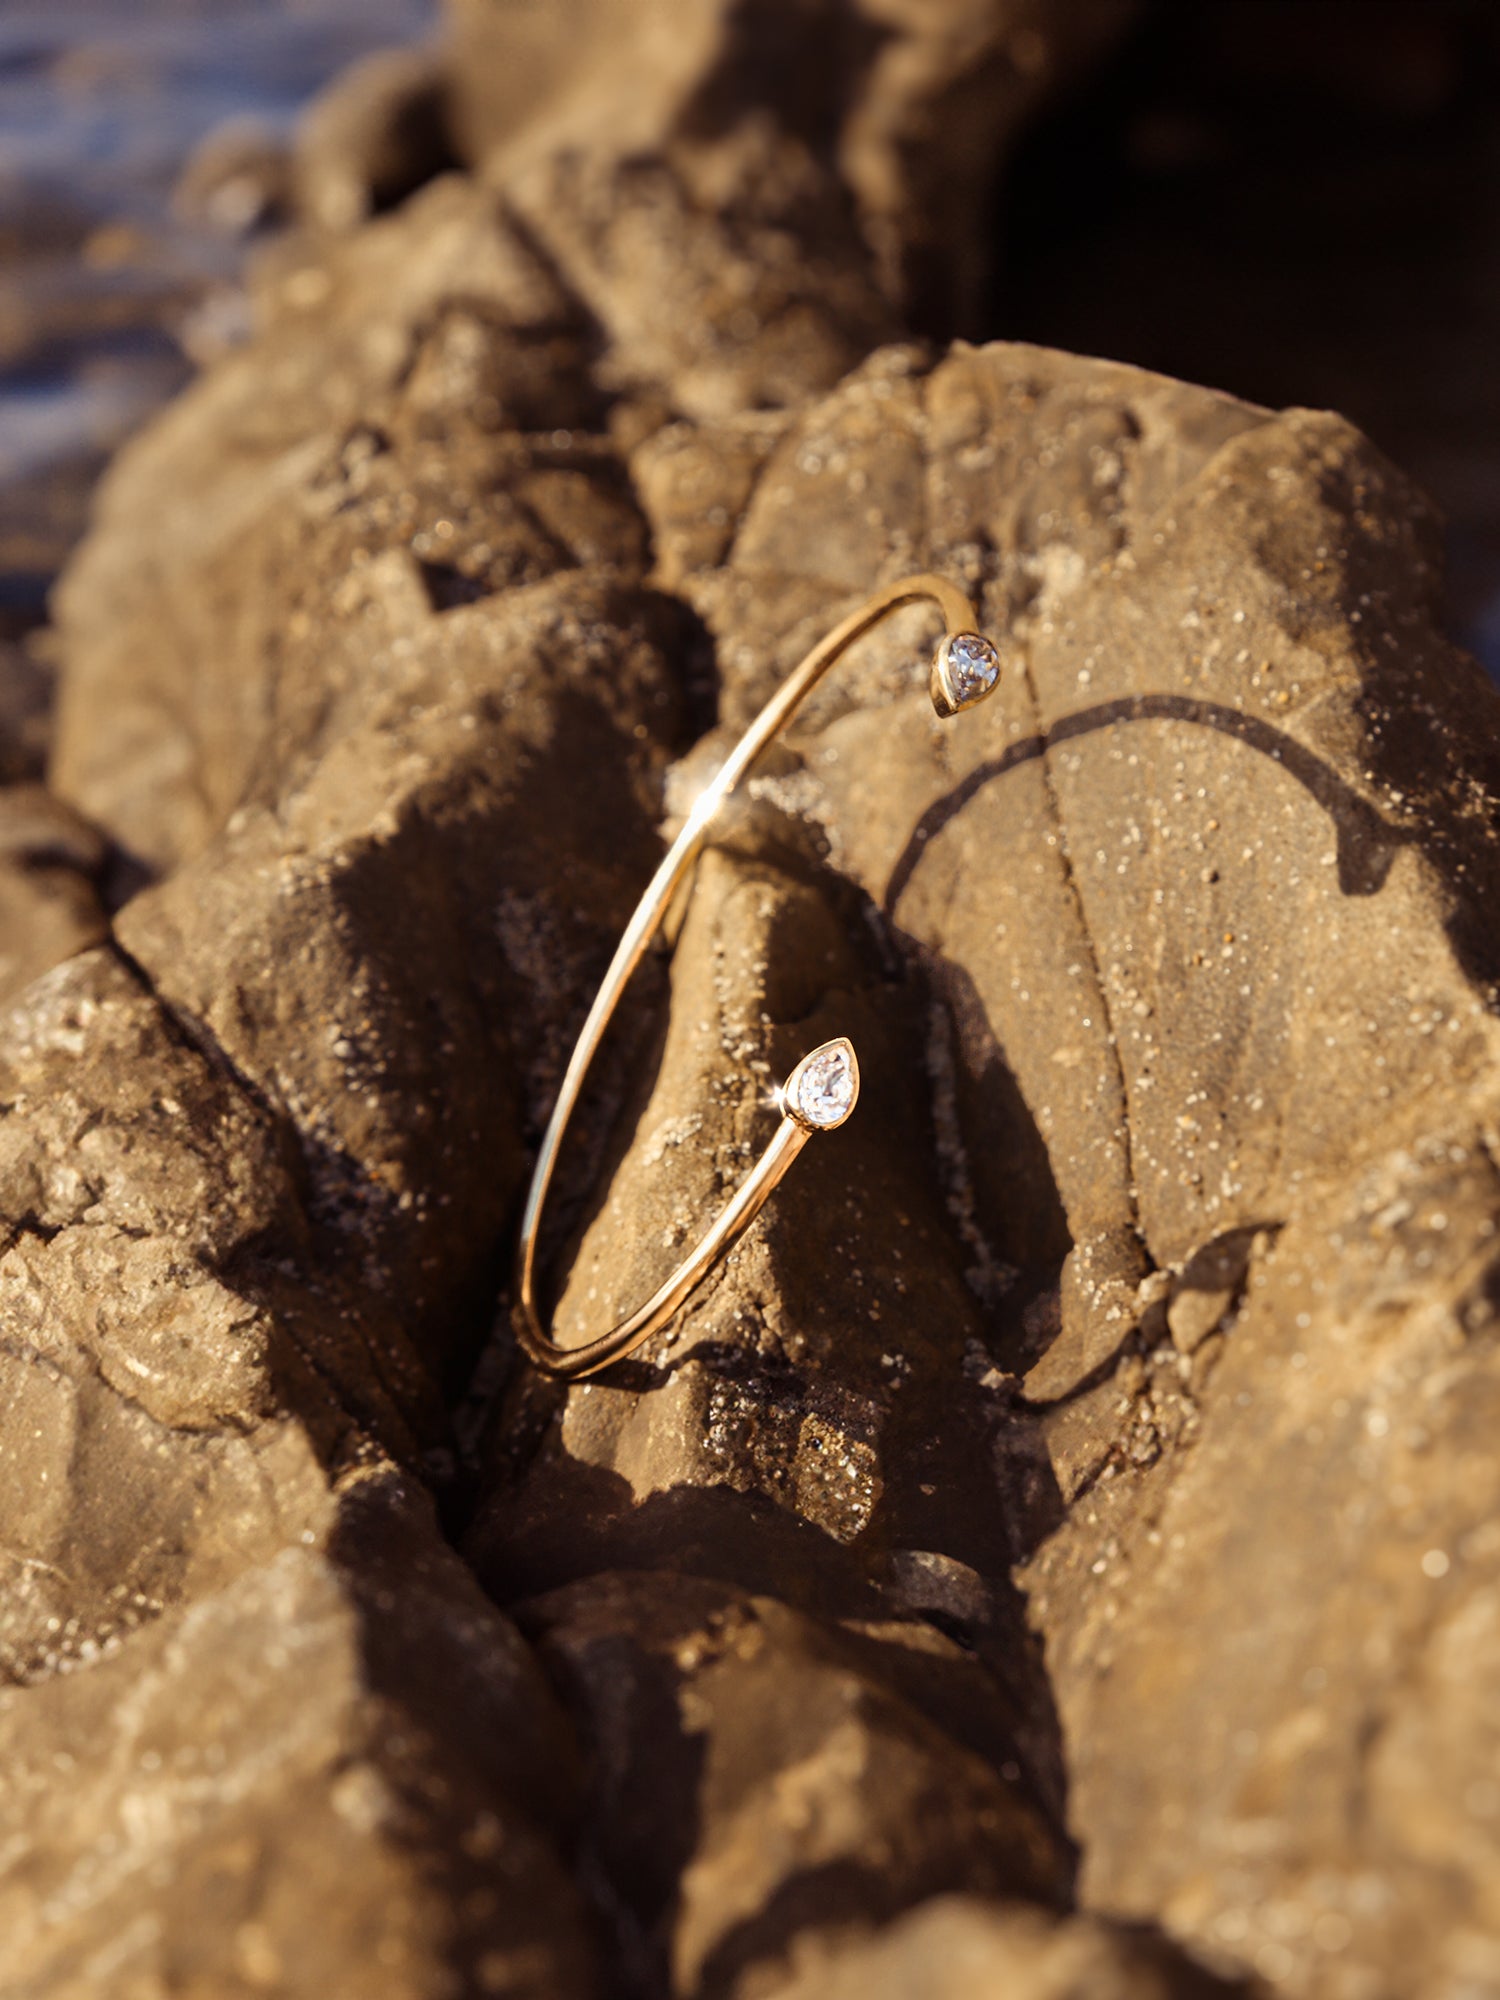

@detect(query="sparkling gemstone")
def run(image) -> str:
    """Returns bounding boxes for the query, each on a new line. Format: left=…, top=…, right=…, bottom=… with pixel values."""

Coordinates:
left=794, top=1043, right=856, bottom=1128
left=946, top=632, right=1000, bottom=702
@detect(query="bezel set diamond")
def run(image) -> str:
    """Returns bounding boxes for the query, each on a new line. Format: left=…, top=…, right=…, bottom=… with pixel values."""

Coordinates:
left=931, top=630, right=1002, bottom=717
left=784, top=1038, right=860, bottom=1132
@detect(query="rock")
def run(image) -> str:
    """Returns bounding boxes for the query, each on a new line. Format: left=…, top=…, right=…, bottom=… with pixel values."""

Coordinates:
left=174, top=114, right=292, bottom=237
left=0, top=1471, right=599, bottom=2000
left=1022, top=1151, right=1500, bottom=1997
left=0, top=353, right=677, bottom=1974
left=444, top=0, right=1144, bottom=335
left=48, top=3, right=1146, bottom=870
left=467, top=836, right=1060, bottom=1747
left=1164, top=1226, right=1260, bottom=1357
left=494, top=106, right=896, bottom=422
left=20, top=3, right=1500, bottom=1993
left=519, top=1571, right=1070, bottom=1996
left=0, top=569, right=672, bottom=1987
left=620, top=335, right=1500, bottom=1993
left=764, top=1893, right=1249, bottom=1998
left=49, top=164, right=716, bottom=869
left=445, top=0, right=894, bottom=375
left=8, top=256, right=692, bottom=1641
left=992, top=0, right=1500, bottom=684
left=52, top=174, right=632, bottom=874
left=5, top=151, right=693, bottom=1999
left=110, top=564, right=685, bottom=1395
left=291, top=46, right=453, bottom=234
left=0, top=939, right=606, bottom=1995
left=0, top=785, right=108, bottom=1001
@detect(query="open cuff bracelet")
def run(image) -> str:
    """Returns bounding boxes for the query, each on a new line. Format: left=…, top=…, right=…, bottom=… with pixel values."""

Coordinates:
left=513, top=574, right=1003, bottom=1378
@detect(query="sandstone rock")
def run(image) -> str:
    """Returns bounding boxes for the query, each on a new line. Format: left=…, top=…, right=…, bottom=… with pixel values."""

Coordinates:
left=51, top=2, right=1145, bottom=868
left=19, top=4, right=1500, bottom=1994
left=0, top=1474, right=598, bottom=2000
left=9, top=144, right=698, bottom=2000
left=445, top=0, right=1142, bottom=334
left=110, top=564, right=685, bottom=1397
left=765, top=1893, right=1248, bottom=1999
left=521, top=1571, right=1071, bottom=1997
left=445, top=0, right=895, bottom=395
left=0, top=935, right=605, bottom=1995
left=51, top=173, right=628, bottom=873
left=467, top=836, right=1066, bottom=1813
left=599, top=336, right=1500, bottom=1994
left=0, top=784, right=108, bottom=1002
left=3, top=151, right=707, bottom=1974
left=291, top=46, right=453, bottom=235
left=174, top=114, right=292, bottom=237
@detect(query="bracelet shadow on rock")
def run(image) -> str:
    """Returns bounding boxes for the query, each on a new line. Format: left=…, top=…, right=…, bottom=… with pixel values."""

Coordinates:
left=513, top=574, right=1004, bottom=1379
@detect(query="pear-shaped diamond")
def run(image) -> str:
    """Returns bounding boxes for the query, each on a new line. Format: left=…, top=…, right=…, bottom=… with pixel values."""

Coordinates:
left=792, top=1042, right=857, bottom=1128
left=945, top=632, right=1000, bottom=702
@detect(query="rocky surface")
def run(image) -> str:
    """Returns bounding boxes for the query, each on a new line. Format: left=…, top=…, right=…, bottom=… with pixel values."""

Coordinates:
left=521, top=1571, right=1069, bottom=1995
left=468, top=313, right=1500, bottom=1995
left=446, top=0, right=1141, bottom=337
left=768, top=1895, right=1249, bottom=1999
left=0, top=786, right=107, bottom=1001
left=5, top=1, right=1500, bottom=1997
left=626, top=333, right=1500, bottom=1999
left=0, top=934, right=605, bottom=1995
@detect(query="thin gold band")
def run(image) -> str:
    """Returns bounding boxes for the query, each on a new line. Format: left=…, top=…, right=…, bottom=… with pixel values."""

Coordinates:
left=514, top=573, right=1000, bottom=1378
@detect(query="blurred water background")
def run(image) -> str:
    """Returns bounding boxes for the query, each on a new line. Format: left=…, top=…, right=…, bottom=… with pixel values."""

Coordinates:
left=0, top=0, right=435, bottom=657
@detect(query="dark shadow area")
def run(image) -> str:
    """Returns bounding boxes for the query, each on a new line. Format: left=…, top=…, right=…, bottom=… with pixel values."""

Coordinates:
left=885, top=693, right=1409, bottom=919
left=694, top=1855, right=1032, bottom=2000
left=507, top=1559, right=1073, bottom=1999
left=469, top=1348, right=1074, bottom=1826
left=514, top=1573, right=715, bottom=1998
left=323, top=1471, right=616, bottom=2000
left=474, top=1449, right=894, bottom=1618
left=992, top=0, right=1500, bottom=675
left=886, top=678, right=1500, bottom=1015
left=516, top=796, right=912, bottom=1358
left=1176, top=1222, right=1266, bottom=1303
left=477, top=789, right=1083, bottom=1889
left=933, top=960, right=1074, bottom=1299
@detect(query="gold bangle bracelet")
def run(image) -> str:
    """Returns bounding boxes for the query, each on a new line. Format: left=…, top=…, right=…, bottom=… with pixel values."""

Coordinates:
left=513, top=574, right=1002, bottom=1379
